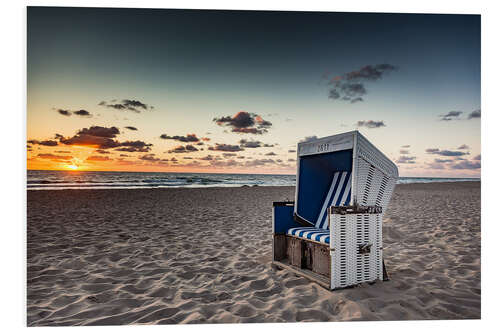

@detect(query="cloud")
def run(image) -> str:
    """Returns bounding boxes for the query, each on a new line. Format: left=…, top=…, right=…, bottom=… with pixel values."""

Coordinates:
left=434, top=158, right=453, bottom=163
left=288, top=149, right=296, bottom=153
left=57, top=126, right=153, bottom=151
left=168, top=145, right=199, bottom=153
left=139, top=154, right=160, bottom=162
left=468, top=109, right=481, bottom=119
left=95, top=149, right=111, bottom=154
left=439, top=111, right=462, bottom=121
left=59, top=126, right=121, bottom=149
left=213, top=111, right=272, bottom=135
left=160, top=133, right=200, bottom=142
left=199, top=155, right=214, bottom=161
left=288, top=158, right=296, bottom=162
left=356, top=120, right=386, bottom=128
left=99, top=99, right=153, bottom=113
left=243, top=158, right=277, bottom=167
left=265, top=152, right=277, bottom=156
left=457, top=144, right=470, bottom=150
left=399, top=149, right=410, bottom=155
left=473, top=154, right=481, bottom=160
left=238, top=139, right=274, bottom=148
left=396, top=156, right=416, bottom=164
left=57, top=109, right=71, bottom=116
left=27, top=139, right=58, bottom=146
left=426, top=148, right=469, bottom=157
left=78, top=126, right=120, bottom=138
left=125, top=126, right=138, bottom=131
left=73, top=109, right=92, bottom=117
left=208, top=143, right=244, bottom=152
left=223, top=153, right=237, bottom=158
left=299, top=135, right=318, bottom=143
left=37, top=153, right=72, bottom=161
left=86, top=155, right=113, bottom=162
left=326, top=64, right=397, bottom=103
left=401, top=145, right=410, bottom=148
left=450, top=160, right=481, bottom=170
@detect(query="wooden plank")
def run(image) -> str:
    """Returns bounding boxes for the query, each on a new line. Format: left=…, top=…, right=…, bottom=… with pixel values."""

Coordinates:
left=273, top=234, right=287, bottom=261
left=286, top=236, right=303, bottom=268
left=310, top=243, right=331, bottom=277
left=272, top=260, right=331, bottom=290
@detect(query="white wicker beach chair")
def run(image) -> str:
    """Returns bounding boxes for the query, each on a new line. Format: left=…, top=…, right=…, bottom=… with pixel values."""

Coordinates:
left=272, top=130, right=398, bottom=290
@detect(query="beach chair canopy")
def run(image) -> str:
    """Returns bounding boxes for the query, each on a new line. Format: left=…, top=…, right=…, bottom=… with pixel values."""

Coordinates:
left=293, top=131, right=398, bottom=231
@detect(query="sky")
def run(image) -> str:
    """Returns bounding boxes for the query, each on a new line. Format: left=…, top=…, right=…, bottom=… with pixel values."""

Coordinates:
left=27, top=7, right=481, bottom=177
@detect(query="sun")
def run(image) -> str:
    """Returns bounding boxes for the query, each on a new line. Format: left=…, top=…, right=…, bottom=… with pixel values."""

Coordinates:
left=65, top=164, right=78, bottom=170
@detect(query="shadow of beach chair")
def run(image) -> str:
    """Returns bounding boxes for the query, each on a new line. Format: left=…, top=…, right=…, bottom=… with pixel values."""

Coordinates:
left=272, top=130, right=399, bottom=290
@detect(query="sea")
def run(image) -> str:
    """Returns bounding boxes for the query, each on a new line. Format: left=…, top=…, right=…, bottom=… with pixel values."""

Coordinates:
left=27, top=170, right=480, bottom=190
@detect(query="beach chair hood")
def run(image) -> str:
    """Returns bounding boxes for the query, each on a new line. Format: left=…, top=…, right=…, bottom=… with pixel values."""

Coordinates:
left=294, top=131, right=398, bottom=229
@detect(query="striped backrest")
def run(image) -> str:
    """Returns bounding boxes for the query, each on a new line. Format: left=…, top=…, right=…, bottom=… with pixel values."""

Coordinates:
left=314, top=171, right=352, bottom=230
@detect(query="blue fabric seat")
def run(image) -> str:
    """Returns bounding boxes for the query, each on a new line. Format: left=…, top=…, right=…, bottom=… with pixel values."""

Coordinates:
left=287, top=227, right=330, bottom=245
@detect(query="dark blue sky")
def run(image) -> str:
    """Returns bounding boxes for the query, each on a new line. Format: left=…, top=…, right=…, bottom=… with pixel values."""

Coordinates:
left=27, top=7, right=481, bottom=176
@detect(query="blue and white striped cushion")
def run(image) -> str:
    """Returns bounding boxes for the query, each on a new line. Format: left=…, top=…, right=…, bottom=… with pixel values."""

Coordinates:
left=287, top=227, right=330, bottom=245
left=314, top=171, right=352, bottom=230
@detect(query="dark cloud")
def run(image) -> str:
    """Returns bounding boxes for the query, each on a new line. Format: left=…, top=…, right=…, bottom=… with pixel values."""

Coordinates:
left=54, top=133, right=64, bottom=140
left=213, top=111, right=272, bottom=135
left=28, top=139, right=59, bottom=146
left=450, top=160, right=481, bottom=170
left=168, top=145, right=199, bottom=153
left=125, top=126, right=138, bottom=131
left=426, top=149, right=469, bottom=157
left=399, top=149, right=410, bottom=155
left=288, top=149, right=296, bottom=153
left=59, top=126, right=121, bottom=149
left=99, top=99, right=153, bottom=113
left=37, top=153, right=72, bottom=161
left=77, top=126, right=120, bottom=138
left=57, top=109, right=71, bottom=116
left=208, top=143, right=244, bottom=152
left=119, top=154, right=130, bottom=157
left=238, top=139, right=274, bottom=148
left=457, top=144, right=470, bottom=150
left=160, top=133, right=200, bottom=142
left=473, top=154, right=481, bottom=160
left=199, top=155, right=214, bottom=161
left=86, top=155, right=113, bottom=162
left=468, top=109, right=481, bottom=119
left=396, top=156, right=416, bottom=164
left=265, top=152, right=277, bottom=156
left=439, top=111, right=462, bottom=121
left=299, top=135, right=318, bottom=143
left=401, top=145, right=411, bottom=148
left=73, top=109, right=92, bottom=117
left=139, top=154, right=160, bottom=162
left=357, top=120, right=386, bottom=128
left=288, top=158, right=296, bottom=162
left=54, top=150, right=71, bottom=153
left=223, top=153, right=237, bottom=158
left=326, top=64, right=397, bottom=103
left=434, top=158, right=453, bottom=163
left=95, top=149, right=111, bottom=154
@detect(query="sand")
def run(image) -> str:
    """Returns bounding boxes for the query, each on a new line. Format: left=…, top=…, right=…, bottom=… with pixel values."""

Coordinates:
left=27, top=182, right=481, bottom=325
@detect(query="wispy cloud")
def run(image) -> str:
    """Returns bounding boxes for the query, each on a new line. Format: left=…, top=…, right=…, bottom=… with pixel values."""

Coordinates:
left=356, top=120, right=386, bottom=128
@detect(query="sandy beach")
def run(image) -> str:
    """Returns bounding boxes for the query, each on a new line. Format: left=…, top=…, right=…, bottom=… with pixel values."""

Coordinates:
left=27, top=181, right=481, bottom=325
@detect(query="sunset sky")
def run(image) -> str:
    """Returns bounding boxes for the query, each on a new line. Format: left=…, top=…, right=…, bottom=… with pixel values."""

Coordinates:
left=27, top=7, right=481, bottom=177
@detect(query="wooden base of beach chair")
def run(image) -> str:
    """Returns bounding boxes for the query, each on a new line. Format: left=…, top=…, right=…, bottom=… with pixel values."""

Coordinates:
left=273, top=232, right=388, bottom=290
